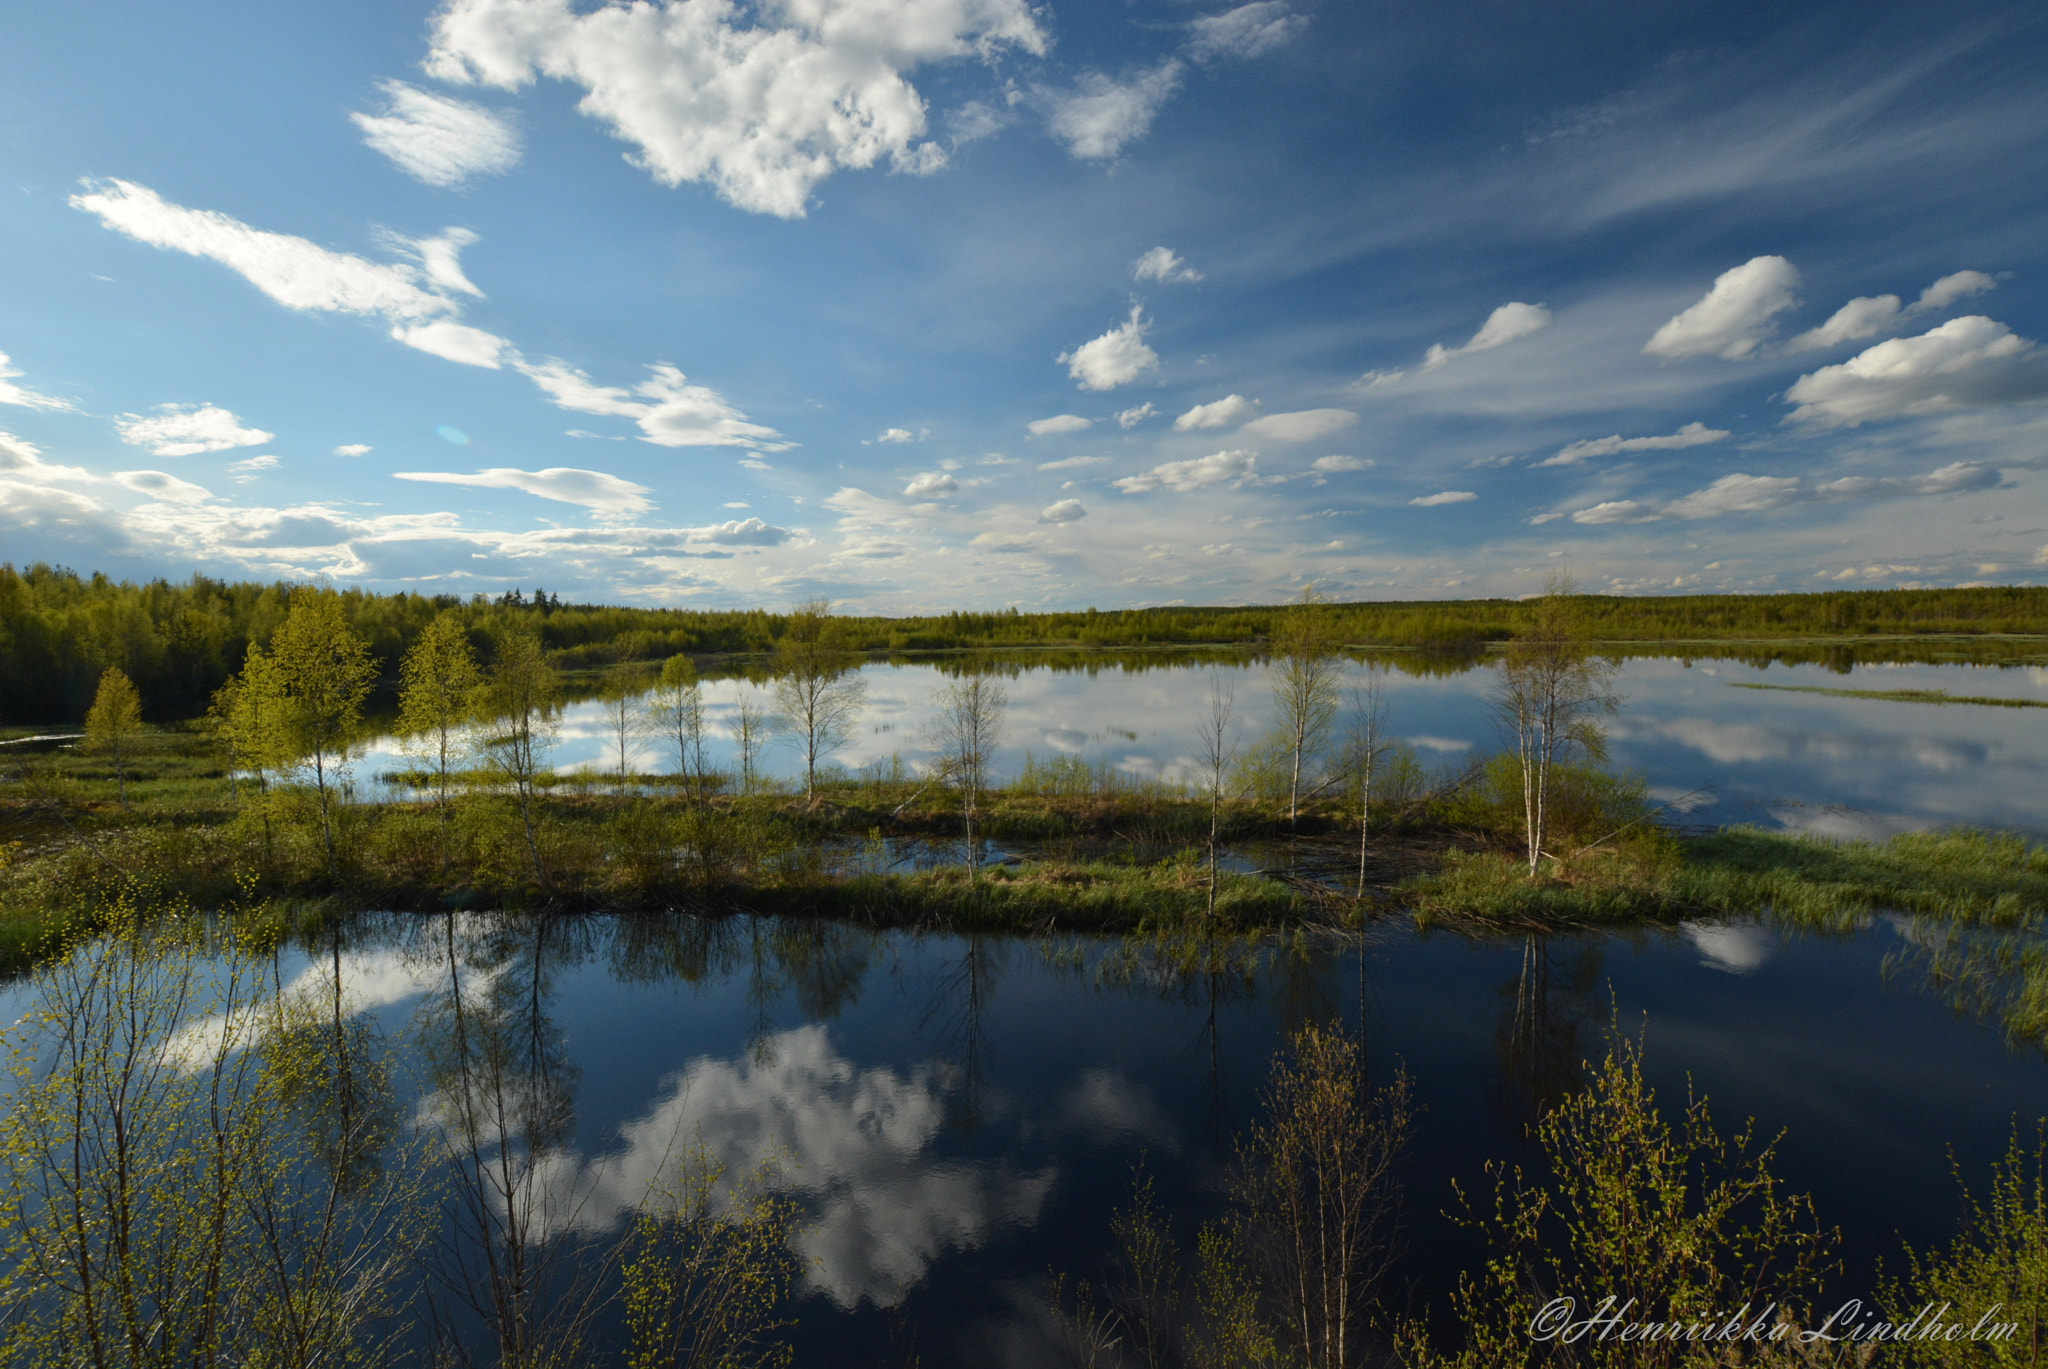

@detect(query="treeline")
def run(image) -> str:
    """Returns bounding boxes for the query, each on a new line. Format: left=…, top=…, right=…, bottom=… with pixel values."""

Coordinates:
left=6, top=561, right=2047, bottom=724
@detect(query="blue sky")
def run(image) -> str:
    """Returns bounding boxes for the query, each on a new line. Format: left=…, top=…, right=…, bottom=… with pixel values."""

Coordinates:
left=2, top=0, right=2046, bottom=610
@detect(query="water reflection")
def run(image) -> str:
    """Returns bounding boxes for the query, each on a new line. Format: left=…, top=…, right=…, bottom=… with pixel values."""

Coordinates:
left=1491, top=935, right=1603, bottom=1130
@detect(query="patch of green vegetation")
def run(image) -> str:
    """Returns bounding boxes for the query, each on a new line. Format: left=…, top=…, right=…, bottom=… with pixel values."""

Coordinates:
left=1730, top=681, right=2048, bottom=708
left=1407, top=827, right=2048, bottom=929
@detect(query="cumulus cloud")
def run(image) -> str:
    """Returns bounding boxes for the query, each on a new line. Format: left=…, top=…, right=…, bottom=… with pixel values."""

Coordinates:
left=1409, top=489, right=1476, bottom=506
left=1115, top=402, right=1156, bottom=428
left=1185, top=2, right=1308, bottom=61
left=1027, top=414, right=1093, bottom=436
left=1133, top=246, right=1202, bottom=284
left=1173, top=394, right=1259, bottom=430
left=1566, top=461, right=2001, bottom=525
left=903, top=471, right=957, bottom=498
left=1038, top=498, right=1087, bottom=523
left=1059, top=307, right=1159, bottom=391
left=334, top=444, right=372, bottom=457
left=1242, top=408, right=1358, bottom=442
left=0, top=352, right=74, bottom=412
left=1422, top=302, right=1551, bottom=369
left=685, top=515, right=792, bottom=546
left=115, top=403, right=273, bottom=457
left=393, top=465, right=654, bottom=518
left=71, top=179, right=511, bottom=367
left=113, top=470, right=216, bottom=504
left=876, top=426, right=916, bottom=443
left=1539, top=420, right=1731, bottom=467
left=1046, top=61, right=1183, bottom=160
left=351, top=80, right=523, bottom=187
left=1783, top=316, right=2048, bottom=427
left=517, top=358, right=789, bottom=449
left=1644, top=255, right=1799, bottom=360
left=424, top=0, right=1046, bottom=218
left=1787, top=271, right=2000, bottom=354
left=1114, top=448, right=1256, bottom=494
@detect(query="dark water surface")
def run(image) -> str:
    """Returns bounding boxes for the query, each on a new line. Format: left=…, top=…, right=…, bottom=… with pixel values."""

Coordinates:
left=119, top=906, right=2043, bottom=1366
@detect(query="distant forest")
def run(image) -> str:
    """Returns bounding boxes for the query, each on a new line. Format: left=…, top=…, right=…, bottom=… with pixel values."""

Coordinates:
left=4, top=561, right=2046, bottom=724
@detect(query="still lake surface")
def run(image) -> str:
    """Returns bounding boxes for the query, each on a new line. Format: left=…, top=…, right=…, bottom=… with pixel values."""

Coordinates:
left=50, top=649, right=2048, bottom=1360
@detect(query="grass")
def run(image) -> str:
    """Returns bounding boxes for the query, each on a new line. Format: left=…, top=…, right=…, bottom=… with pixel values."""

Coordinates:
left=1729, top=681, right=2048, bottom=708
left=1405, top=827, right=2048, bottom=929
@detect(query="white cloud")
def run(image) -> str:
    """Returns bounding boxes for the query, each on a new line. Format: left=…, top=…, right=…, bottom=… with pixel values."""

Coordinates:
left=1185, top=2, right=1308, bottom=61
left=1354, top=368, right=1403, bottom=391
left=1787, top=294, right=1903, bottom=353
left=0, top=430, right=94, bottom=483
left=1644, top=255, right=1799, bottom=360
left=903, top=471, right=957, bottom=498
left=1027, top=414, right=1093, bottom=436
left=1059, top=307, right=1158, bottom=392
left=1784, top=316, right=2048, bottom=427
left=424, top=0, right=1046, bottom=218
left=1046, top=61, right=1183, bottom=160
left=1566, top=460, right=2003, bottom=527
left=1133, top=246, right=1202, bottom=284
left=517, top=358, right=790, bottom=450
left=1241, top=408, right=1358, bottom=442
left=1539, top=420, right=1731, bottom=467
left=1173, top=394, right=1259, bottom=430
left=0, top=352, right=74, bottom=412
left=227, top=454, right=279, bottom=483
left=1422, top=302, right=1551, bottom=369
left=334, top=444, right=372, bottom=457
left=1036, top=455, right=1107, bottom=471
left=876, top=426, right=916, bottom=443
left=1038, top=498, right=1087, bottom=523
left=1409, top=489, right=1476, bottom=506
left=686, top=516, right=791, bottom=546
left=1115, top=402, right=1156, bottom=428
left=1661, top=473, right=1807, bottom=518
left=1114, top=448, right=1256, bottom=494
left=113, top=470, right=216, bottom=504
left=351, top=80, right=523, bottom=187
left=1569, top=499, right=1656, bottom=525
left=393, top=465, right=654, bottom=518
left=71, top=179, right=512, bottom=367
left=115, top=403, right=273, bottom=457
left=1311, top=454, right=1370, bottom=473
left=1914, top=270, right=1997, bottom=314
left=391, top=319, right=510, bottom=368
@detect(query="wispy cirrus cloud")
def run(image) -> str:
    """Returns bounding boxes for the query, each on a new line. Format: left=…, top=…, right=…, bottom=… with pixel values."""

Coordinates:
left=393, top=465, right=654, bottom=519
left=352, top=81, right=523, bottom=187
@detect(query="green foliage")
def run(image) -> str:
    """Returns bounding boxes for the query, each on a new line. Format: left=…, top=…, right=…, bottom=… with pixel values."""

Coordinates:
left=1400, top=1032, right=1837, bottom=1368
left=81, top=666, right=145, bottom=805
left=1881, top=1125, right=2048, bottom=1365
left=620, top=1146, right=800, bottom=1369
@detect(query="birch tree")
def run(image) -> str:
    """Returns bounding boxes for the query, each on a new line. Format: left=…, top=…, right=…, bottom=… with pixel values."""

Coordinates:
left=926, top=673, right=1007, bottom=874
left=397, top=611, right=482, bottom=843
left=476, top=623, right=559, bottom=880
left=82, top=666, right=144, bottom=807
left=1345, top=664, right=1391, bottom=899
left=1491, top=572, right=1618, bottom=878
left=264, top=587, right=376, bottom=877
left=1195, top=672, right=1243, bottom=922
left=1267, top=585, right=1344, bottom=828
left=770, top=600, right=867, bottom=801
left=649, top=655, right=708, bottom=803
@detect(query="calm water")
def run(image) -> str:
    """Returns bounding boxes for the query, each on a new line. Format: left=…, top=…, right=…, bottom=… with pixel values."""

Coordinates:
left=55, top=648, right=2048, bottom=1360
left=44, top=909, right=2041, bottom=1365
left=361, top=650, right=2048, bottom=836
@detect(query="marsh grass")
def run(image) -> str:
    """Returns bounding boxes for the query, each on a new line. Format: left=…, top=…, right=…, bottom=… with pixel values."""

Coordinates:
left=1730, top=682, right=2048, bottom=709
left=1407, top=828, right=2048, bottom=929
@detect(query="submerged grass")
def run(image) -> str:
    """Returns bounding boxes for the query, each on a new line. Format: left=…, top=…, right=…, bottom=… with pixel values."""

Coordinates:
left=1729, top=681, right=2048, bottom=709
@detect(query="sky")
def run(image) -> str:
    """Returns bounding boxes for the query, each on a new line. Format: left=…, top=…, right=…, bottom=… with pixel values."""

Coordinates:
left=2, top=0, right=2046, bottom=611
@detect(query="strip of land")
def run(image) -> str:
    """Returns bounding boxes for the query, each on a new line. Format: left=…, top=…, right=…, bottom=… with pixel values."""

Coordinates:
left=1729, top=682, right=2048, bottom=708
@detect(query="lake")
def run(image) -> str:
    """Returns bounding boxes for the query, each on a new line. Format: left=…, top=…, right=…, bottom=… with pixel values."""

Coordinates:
left=32, top=645, right=2048, bottom=1363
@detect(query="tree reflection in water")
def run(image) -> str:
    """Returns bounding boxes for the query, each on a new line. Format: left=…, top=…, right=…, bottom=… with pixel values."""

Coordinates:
left=1491, top=934, right=1603, bottom=1131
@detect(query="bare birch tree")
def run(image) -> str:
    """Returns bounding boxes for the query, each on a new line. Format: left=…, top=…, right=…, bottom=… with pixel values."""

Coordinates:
left=477, top=623, right=559, bottom=881
left=730, top=685, right=767, bottom=796
left=1267, top=585, right=1344, bottom=828
left=1195, top=672, right=1242, bottom=922
left=1345, top=664, right=1391, bottom=899
left=648, top=655, right=710, bottom=803
left=599, top=662, right=652, bottom=791
left=926, top=672, right=1008, bottom=874
left=1491, top=572, right=1618, bottom=878
left=770, top=599, right=868, bottom=801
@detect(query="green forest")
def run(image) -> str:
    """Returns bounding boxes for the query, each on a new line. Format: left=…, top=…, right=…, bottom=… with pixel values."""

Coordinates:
left=5, top=561, right=2046, bottom=725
